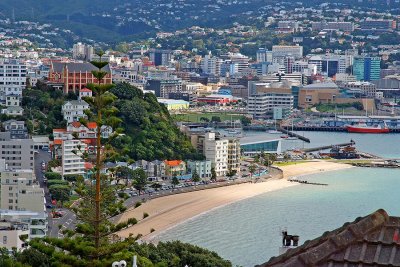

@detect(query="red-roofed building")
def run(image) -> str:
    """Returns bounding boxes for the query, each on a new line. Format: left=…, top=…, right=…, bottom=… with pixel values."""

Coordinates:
left=164, top=160, right=186, bottom=178
left=79, top=88, right=92, bottom=100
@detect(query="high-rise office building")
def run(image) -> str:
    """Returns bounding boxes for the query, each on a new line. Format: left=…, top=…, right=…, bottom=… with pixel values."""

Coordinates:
left=149, top=49, right=172, bottom=66
left=72, top=42, right=94, bottom=61
left=256, top=48, right=273, bottom=63
left=353, top=56, right=381, bottom=81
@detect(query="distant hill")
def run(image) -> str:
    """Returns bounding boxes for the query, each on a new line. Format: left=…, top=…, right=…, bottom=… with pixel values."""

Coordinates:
left=0, top=0, right=396, bottom=45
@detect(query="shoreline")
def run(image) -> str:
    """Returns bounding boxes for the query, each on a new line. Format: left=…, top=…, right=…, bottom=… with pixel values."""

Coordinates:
left=116, top=161, right=353, bottom=241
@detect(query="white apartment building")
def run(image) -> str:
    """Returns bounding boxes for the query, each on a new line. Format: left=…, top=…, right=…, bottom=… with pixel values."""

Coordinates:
left=0, top=166, right=45, bottom=213
left=272, top=45, right=303, bottom=59
left=0, top=210, right=47, bottom=252
left=201, top=54, right=222, bottom=76
left=0, top=138, right=35, bottom=170
left=203, top=132, right=228, bottom=177
left=248, top=93, right=294, bottom=117
left=62, top=99, right=90, bottom=123
left=186, top=160, right=212, bottom=179
left=227, top=138, right=241, bottom=174
left=62, top=139, right=87, bottom=176
left=0, top=59, right=27, bottom=105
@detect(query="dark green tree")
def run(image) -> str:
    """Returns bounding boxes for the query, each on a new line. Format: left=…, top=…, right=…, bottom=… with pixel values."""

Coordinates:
left=171, top=176, right=180, bottom=189
left=132, top=168, right=148, bottom=195
left=192, top=168, right=201, bottom=184
left=211, top=167, right=217, bottom=181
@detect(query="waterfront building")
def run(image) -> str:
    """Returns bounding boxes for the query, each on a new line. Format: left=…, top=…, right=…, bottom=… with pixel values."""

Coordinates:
left=240, top=136, right=281, bottom=156
left=203, top=132, right=228, bottom=177
left=345, top=81, right=377, bottom=98
left=353, top=56, right=381, bottom=82
left=186, top=160, right=212, bottom=179
left=227, top=138, right=241, bottom=174
left=298, top=82, right=340, bottom=109
left=164, top=160, right=186, bottom=178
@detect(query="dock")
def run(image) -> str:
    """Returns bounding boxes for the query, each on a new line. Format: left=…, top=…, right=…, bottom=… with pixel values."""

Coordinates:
left=302, top=141, right=355, bottom=153
left=278, top=127, right=310, bottom=143
left=283, top=126, right=400, bottom=133
left=288, top=179, right=328, bottom=186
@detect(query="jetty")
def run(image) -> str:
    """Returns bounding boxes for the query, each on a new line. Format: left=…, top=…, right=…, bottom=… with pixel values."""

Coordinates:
left=278, top=127, right=310, bottom=143
left=288, top=179, right=328, bottom=186
left=302, top=141, right=355, bottom=153
left=283, top=125, right=400, bottom=133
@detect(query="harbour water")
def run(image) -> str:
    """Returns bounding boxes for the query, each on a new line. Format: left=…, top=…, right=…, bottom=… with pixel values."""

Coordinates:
left=157, top=168, right=400, bottom=266
left=157, top=132, right=400, bottom=266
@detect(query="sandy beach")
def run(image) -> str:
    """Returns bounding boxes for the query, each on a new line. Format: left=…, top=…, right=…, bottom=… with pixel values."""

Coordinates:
left=116, top=161, right=352, bottom=240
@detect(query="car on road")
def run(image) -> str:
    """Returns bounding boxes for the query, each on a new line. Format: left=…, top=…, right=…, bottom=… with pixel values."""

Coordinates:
left=46, top=204, right=54, bottom=209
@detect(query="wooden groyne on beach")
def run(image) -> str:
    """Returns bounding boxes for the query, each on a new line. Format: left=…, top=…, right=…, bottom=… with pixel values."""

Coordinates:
left=288, top=179, right=328, bottom=186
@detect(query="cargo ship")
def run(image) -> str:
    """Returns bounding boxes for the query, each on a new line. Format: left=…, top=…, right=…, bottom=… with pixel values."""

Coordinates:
left=346, top=123, right=390, bottom=133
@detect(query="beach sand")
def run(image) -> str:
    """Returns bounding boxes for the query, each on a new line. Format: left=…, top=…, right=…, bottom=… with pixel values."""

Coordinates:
left=116, top=161, right=352, bottom=240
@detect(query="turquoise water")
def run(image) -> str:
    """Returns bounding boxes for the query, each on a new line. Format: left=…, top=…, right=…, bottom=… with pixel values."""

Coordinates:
left=157, top=168, right=400, bottom=266
left=242, top=131, right=400, bottom=158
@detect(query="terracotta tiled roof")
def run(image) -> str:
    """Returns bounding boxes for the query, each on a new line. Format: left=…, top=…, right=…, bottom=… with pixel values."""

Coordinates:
left=53, top=139, right=63, bottom=145
left=84, top=162, right=93, bottom=169
left=87, top=122, right=97, bottom=129
left=53, top=128, right=67, bottom=132
left=257, top=209, right=400, bottom=267
left=80, top=88, right=92, bottom=92
left=164, top=160, right=183, bottom=167
left=70, top=121, right=81, bottom=128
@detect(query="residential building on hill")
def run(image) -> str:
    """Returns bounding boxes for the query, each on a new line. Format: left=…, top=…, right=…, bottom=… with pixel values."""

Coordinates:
left=0, top=210, right=47, bottom=252
left=48, top=61, right=112, bottom=94
left=61, top=139, right=87, bottom=176
left=0, top=163, right=45, bottom=213
left=62, top=100, right=89, bottom=123
left=2, top=120, right=28, bottom=139
left=0, top=138, right=34, bottom=170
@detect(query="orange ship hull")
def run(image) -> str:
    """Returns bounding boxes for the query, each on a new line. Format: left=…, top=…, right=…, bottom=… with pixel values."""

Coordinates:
left=346, top=126, right=390, bottom=133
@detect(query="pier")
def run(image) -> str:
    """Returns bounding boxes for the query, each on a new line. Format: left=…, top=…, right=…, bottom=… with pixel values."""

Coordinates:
left=302, top=141, right=355, bottom=153
left=288, top=179, right=328, bottom=186
left=278, top=127, right=311, bottom=143
left=283, top=126, right=400, bottom=133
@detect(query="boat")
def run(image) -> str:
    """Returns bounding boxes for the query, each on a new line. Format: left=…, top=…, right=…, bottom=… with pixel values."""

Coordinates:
left=280, top=135, right=289, bottom=139
left=268, top=130, right=281, bottom=134
left=346, top=123, right=390, bottom=133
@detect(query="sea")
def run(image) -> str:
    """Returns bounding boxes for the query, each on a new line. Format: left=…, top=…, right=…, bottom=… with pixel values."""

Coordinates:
left=156, top=131, right=400, bottom=267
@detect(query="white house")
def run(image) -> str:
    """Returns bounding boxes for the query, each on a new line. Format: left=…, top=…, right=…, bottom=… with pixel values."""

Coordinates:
left=62, top=100, right=89, bottom=123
